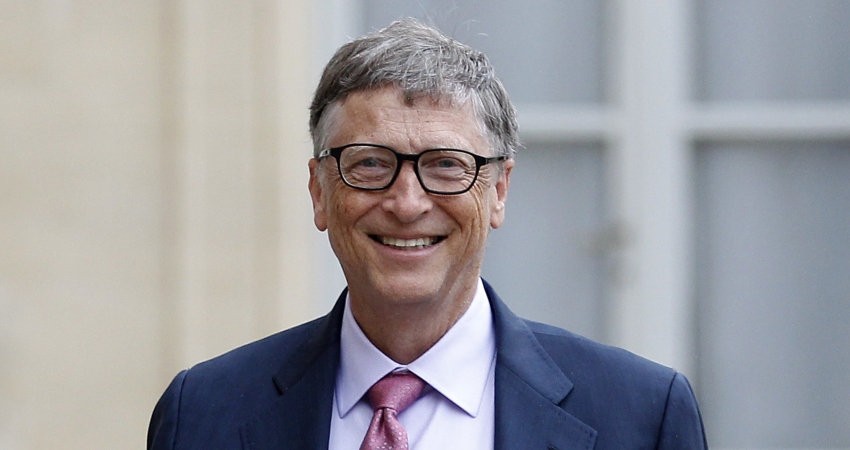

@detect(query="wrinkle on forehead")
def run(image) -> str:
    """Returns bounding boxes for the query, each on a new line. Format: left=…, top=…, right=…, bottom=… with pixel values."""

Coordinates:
left=323, top=87, right=491, bottom=154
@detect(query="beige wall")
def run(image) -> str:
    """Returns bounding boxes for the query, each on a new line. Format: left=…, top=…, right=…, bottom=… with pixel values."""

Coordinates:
left=0, top=1, right=317, bottom=448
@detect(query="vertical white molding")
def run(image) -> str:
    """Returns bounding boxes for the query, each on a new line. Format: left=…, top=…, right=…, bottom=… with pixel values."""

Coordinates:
left=609, top=0, right=695, bottom=375
left=275, top=0, right=318, bottom=331
left=164, top=0, right=318, bottom=369
left=249, top=0, right=284, bottom=343
left=176, top=0, right=212, bottom=367
left=158, top=0, right=185, bottom=381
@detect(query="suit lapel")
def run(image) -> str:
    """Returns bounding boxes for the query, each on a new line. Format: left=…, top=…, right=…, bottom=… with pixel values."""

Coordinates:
left=486, top=281, right=598, bottom=450
left=241, top=292, right=347, bottom=450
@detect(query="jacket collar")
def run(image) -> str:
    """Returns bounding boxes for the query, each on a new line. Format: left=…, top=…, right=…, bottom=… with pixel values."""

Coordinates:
left=240, top=290, right=346, bottom=450
left=485, top=280, right=597, bottom=450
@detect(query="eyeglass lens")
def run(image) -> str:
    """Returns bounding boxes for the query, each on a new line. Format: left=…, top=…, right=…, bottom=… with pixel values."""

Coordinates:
left=338, top=145, right=479, bottom=193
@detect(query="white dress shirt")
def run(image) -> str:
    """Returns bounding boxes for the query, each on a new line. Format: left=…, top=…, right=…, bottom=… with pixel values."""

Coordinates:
left=328, top=278, right=496, bottom=450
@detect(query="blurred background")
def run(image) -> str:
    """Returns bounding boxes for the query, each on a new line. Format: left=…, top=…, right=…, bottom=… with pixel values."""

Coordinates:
left=1, top=0, right=849, bottom=448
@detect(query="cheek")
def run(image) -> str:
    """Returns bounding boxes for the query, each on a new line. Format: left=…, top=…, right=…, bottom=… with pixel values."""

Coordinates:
left=329, top=196, right=346, bottom=218
left=326, top=189, right=371, bottom=232
left=456, top=189, right=493, bottom=241
left=473, top=173, right=505, bottom=229
left=327, top=197, right=352, bottom=230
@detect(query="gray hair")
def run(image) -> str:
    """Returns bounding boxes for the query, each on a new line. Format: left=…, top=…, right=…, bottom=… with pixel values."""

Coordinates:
left=309, top=18, right=519, bottom=159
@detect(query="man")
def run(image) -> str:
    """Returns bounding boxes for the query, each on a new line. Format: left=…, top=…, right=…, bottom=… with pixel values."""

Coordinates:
left=148, top=18, right=707, bottom=449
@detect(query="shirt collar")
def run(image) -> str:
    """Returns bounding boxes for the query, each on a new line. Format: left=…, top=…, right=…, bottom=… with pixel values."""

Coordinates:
left=336, top=278, right=496, bottom=418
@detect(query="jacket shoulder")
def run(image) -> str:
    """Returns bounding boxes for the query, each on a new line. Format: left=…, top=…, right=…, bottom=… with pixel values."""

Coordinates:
left=526, top=320, right=677, bottom=384
left=524, top=320, right=706, bottom=448
left=190, top=316, right=326, bottom=380
left=147, top=316, right=330, bottom=450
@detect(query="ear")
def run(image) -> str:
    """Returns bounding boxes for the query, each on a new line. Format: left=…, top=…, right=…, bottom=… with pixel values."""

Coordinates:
left=489, top=158, right=513, bottom=229
left=308, top=158, right=328, bottom=231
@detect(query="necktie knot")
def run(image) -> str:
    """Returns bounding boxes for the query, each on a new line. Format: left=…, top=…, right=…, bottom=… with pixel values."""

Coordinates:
left=360, top=372, right=425, bottom=450
left=368, top=371, right=425, bottom=413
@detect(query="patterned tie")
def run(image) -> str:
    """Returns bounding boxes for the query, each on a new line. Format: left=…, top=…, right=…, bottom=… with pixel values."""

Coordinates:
left=359, top=371, right=426, bottom=450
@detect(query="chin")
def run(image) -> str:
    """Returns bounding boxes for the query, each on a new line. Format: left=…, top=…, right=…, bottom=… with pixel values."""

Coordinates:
left=370, top=273, right=445, bottom=304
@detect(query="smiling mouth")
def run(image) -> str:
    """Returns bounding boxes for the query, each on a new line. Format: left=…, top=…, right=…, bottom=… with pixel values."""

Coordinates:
left=370, top=235, right=445, bottom=249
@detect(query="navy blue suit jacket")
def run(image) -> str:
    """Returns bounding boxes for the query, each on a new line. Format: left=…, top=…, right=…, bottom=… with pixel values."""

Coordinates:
left=148, top=280, right=707, bottom=449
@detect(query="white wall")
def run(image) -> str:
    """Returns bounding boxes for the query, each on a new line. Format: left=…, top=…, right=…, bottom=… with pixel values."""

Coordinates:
left=0, top=1, right=317, bottom=448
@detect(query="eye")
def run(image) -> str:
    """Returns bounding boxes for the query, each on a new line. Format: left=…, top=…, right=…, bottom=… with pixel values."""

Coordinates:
left=342, top=146, right=395, bottom=171
left=435, top=158, right=460, bottom=168
left=339, top=145, right=398, bottom=187
left=356, top=157, right=382, bottom=168
left=420, top=150, right=475, bottom=174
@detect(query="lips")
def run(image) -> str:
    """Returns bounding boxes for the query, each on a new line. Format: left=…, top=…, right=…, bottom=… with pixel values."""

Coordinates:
left=370, top=235, right=445, bottom=249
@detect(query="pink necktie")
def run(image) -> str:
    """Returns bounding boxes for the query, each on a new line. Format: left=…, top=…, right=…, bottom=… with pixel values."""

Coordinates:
left=360, top=372, right=426, bottom=450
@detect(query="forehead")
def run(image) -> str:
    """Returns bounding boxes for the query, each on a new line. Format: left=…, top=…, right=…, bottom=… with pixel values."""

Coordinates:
left=326, top=87, right=489, bottom=153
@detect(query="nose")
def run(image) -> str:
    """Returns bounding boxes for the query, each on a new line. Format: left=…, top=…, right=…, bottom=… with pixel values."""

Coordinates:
left=381, top=162, right=432, bottom=223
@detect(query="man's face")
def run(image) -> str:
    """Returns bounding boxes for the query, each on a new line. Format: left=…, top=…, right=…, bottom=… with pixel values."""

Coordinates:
left=308, top=87, right=512, bottom=315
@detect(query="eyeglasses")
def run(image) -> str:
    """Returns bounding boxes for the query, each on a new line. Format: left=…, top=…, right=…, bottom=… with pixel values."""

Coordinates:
left=317, top=143, right=506, bottom=195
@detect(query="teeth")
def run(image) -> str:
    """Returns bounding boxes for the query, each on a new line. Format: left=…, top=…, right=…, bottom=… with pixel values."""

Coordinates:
left=380, top=236, right=437, bottom=249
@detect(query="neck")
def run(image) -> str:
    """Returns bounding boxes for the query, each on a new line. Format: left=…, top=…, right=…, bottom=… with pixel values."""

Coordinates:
left=348, top=280, right=477, bottom=364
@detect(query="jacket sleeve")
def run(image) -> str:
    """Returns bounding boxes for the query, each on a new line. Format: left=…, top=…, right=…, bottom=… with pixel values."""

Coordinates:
left=656, top=372, right=708, bottom=449
left=147, top=370, right=188, bottom=450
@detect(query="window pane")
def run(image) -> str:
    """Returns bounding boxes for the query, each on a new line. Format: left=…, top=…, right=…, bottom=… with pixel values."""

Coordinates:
left=695, top=0, right=850, bottom=101
left=694, top=141, right=850, bottom=447
left=483, top=143, right=608, bottom=341
left=361, top=0, right=605, bottom=104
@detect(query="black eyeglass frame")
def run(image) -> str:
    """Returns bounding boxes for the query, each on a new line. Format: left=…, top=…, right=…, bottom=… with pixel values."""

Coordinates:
left=317, top=143, right=507, bottom=195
